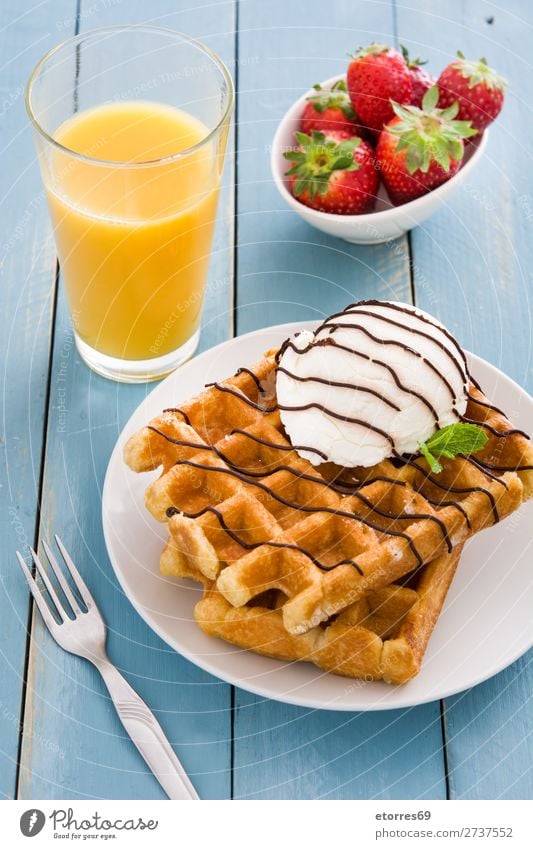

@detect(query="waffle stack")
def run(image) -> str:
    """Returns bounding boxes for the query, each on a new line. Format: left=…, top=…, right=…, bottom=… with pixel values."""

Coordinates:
left=124, top=352, right=533, bottom=684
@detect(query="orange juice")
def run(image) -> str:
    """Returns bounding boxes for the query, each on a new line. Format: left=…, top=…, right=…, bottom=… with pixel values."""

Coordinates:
left=45, top=101, right=221, bottom=360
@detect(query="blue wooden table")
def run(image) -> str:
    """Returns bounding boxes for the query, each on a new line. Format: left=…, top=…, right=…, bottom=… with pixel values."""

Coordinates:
left=1, top=0, right=531, bottom=800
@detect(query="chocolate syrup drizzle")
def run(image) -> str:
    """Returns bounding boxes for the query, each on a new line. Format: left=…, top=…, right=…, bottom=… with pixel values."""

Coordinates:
left=468, top=377, right=531, bottom=440
left=234, top=367, right=266, bottom=394
left=459, top=414, right=530, bottom=440
left=321, top=304, right=468, bottom=389
left=229, top=427, right=329, bottom=462
left=163, top=407, right=191, bottom=425
left=276, top=365, right=402, bottom=412
left=277, top=336, right=441, bottom=424
left=165, top=457, right=425, bottom=569
left=461, top=456, right=509, bottom=488
left=155, top=304, right=530, bottom=573
left=348, top=300, right=469, bottom=371
left=166, top=504, right=365, bottom=574
left=276, top=400, right=397, bottom=451
left=149, top=426, right=451, bottom=555
left=396, top=455, right=500, bottom=523
left=317, top=320, right=460, bottom=405
left=205, top=381, right=277, bottom=413
left=474, top=459, right=533, bottom=473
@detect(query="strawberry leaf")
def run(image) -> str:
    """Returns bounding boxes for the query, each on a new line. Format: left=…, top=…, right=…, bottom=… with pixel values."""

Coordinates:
left=306, top=80, right=356, bottom=119
left=422, top=84, right=439, bottom=111
left=387, top=88, right=476, bottom=174
left=391, top=101, right=417, bottom=122
left=400, top=44, right=428, bottom=68
left=453, top=54, right=508, bottom=91
left=285, top=131, right=362, bottom=195
left=351, top=42, right=389, bottom=60
left=283, top=150, right=306, bottom=162
left=440, top=102, right=460, bottom=121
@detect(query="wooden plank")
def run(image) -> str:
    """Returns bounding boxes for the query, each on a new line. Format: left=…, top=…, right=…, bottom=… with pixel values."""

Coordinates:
left=233, top=0, right=447, bottom=799
left=18, top=0, right=236, bottom=799
left=395, top=0, right=533, bottom=799
left=0, top=0, right=75, bottom=800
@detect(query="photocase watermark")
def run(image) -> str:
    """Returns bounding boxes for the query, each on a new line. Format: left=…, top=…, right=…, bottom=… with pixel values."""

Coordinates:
left=50, top=807, right=158, bottom=834
left=462, top=181, right=496, bottom=213
left=111, top=67, right=210, bottom=103
left=8, top=506, right=30, bottom=549
left=517, top=194, right=533, bottom=225
left=360, top=222, right=439, bottom=306
left=1, top=192, right=46, bottom=258
left=0, top=699, right=66, bottom=760
left=56, top=318, right=78, bottom=434
left=149, top=276, right=230, bottom=355
left=0, top=84, right=24, bottom=118
left=19, top=806, right=158, bottom=838
left=20, top=808, right=45, bottom=837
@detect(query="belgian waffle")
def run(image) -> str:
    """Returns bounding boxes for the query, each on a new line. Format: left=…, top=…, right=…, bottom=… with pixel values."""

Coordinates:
left=124, top=351, right=533, bottom=637
left=161, top=530, right=463, bottom=684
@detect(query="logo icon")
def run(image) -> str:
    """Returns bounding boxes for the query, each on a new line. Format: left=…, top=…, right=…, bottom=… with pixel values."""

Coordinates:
left=20, top=809, right=46, bottom=837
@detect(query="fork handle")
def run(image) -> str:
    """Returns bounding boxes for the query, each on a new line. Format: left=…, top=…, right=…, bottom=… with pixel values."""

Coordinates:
left=95, top=658, right=199, bottom=800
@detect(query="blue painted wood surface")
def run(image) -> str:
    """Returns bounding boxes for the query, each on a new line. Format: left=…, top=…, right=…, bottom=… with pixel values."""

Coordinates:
left=0, top=0, right=531, bottom=801
left=0, top=0, right=75, bottom=799
left=394, top=0, right=533, bottom=800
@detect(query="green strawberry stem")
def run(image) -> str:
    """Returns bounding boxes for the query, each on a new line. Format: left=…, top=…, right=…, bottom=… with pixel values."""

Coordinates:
left=400, top=44, right=428, bottom=68
left=306, top=80, right=356, bottom=119
left=349, top=42, right=389, bottom=59
left=388, top=84, right=477, bottom=174
left=284, top=131, right=361, bottom=199
left=455, top=51, right=507, bottom=90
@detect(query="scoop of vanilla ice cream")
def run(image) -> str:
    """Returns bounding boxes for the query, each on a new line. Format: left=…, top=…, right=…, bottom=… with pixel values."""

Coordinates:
left=276, top=301, right=468, bottom=467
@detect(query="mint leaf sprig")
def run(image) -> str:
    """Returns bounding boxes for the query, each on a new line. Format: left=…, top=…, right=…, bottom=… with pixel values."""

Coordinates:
left=418, top=423, right=488, bottom=474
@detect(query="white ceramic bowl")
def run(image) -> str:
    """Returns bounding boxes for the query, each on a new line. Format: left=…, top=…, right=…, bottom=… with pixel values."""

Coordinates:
left=271, top=75, right=488, bottom=245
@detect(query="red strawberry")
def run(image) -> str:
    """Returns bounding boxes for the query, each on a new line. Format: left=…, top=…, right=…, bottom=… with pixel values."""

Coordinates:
left=400, top=45, right=436, bottom=107
left=347, top=43, right=412, bottom=133
left=284, top=130, right=379, bottom=214
left=437, top=51, right=506, bottom=131
left=376, top=86, right=476, bottom=205
left=301, top=80, right=364, bottom=136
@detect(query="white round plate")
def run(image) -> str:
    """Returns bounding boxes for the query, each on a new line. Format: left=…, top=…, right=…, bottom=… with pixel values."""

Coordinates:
left=102, top=322, right=533, bottom=711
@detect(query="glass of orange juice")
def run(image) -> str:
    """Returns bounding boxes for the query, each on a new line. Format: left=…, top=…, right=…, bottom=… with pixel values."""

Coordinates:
left=26, top=26, right=234, bottom=382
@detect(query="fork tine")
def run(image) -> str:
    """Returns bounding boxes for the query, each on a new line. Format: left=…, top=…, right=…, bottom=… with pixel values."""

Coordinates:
left=29, top=547, right=66, bottom=622
left=43, top=540, right=82, bottom=615
left=16, top=552, right=60, bottom=632
left=54, top=535, right=95, bottom=610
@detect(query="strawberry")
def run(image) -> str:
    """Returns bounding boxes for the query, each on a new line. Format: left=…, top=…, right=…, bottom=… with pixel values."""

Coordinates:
left=301, top=80, right=363, bottom=136
left=347, top=43, right=412, bottom=133
left=437, top=51, right=506, bottom=132
left=400, top=45, right=436, bottom=107
left=376, top=86, right=477, bottom=205
left=284, top=130, right=379, bottom=214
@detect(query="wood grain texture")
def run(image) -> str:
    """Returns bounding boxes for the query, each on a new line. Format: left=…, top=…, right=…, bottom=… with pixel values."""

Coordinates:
left=0, top=0, right=75, bottom=800
left=232, top=0, right=447, bottom=800
left=395, top=0, right=533, bottom=799
left=17, top=0, right=236, bottom=799
left=5, top=0, right=531, bottom=802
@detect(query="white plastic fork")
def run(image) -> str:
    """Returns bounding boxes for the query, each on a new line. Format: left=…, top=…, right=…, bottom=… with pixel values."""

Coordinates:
left=17, top=535, right=199, bottom=800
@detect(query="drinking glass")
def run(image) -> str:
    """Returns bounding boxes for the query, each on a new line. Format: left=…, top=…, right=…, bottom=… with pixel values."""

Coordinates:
left=26, top=26, right=234, bottom=382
